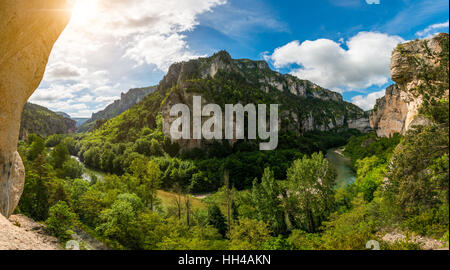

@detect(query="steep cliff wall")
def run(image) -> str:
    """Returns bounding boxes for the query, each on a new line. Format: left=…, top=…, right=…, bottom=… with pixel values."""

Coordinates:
left=159, top=51, right=371, bottom=149
left=0, top=0, right=72, bottom=217
left=78, top=86, right=157, bottom=133
left=91, top=86, right=157, bottom=122
left=370, top=33, right=449, bottom=137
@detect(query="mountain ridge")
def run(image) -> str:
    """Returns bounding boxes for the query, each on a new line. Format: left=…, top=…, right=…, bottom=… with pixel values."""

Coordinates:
left=19, top=102, right=76, bottom=140
left=78, top=86, right=157, bottom=132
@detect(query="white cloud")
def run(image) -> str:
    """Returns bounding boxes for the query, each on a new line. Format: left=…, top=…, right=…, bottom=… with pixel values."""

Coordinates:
left=351, top=89, right=385, bottom=111
left=125, top=33, right=204, bottom=71
left=78, top=95, right=94, bottom=103
left=416, top=20, right=449, bottom=38
left=45, top=62, right=88, bottom=81
left=268, top=32, right=404, bottom=91
left=32, top=0, right=226, bottom=117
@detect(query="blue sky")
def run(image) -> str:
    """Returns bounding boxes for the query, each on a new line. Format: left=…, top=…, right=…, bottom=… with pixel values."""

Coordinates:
left=32, top=0, right=449, bottom=117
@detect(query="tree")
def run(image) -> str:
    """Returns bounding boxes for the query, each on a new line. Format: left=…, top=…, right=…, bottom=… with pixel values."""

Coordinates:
left=172, top=183, right=184, bottom=220
left=285, top=152, right=336, bottom=232
left=20, top=154, right=52, bottom=220
left=129, top=159, right=162, bottom=210
left=70, top=178, right=90, bottom=212
left=140, top=161, right=162, bottom=210
left=228, top=218, right=271, bottom=250
left=221, top=170, right=236, bottom=231
left=46, top=201, right=77, bottom=242
left=353, top=156, right=386, bottom=202
left=383, top=124, right=449, bottom=232
left=207, top=204, right=227, bottom=237
left=77, top=189, right=106, bottom=227
left=51, top=143, right=70, bottom=169
left=61, top=158, right=84, bottom=179
left=252, top=167, right=286, bottom=234
left=95, top=199, right=140, bottom=249
left=321, top=194, right=376, bottom=250
left=27, top=135, right=45, bottom=161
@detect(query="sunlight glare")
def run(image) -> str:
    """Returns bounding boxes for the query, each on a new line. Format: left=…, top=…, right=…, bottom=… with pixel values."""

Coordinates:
left=70, top=0, right=99, bottom=25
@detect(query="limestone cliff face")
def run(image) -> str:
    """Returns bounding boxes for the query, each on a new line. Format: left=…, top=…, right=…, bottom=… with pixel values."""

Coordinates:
left=91, top=86, right=157, bottom=121
left=160, top=51, right=371, bottom=149
left=370, top=33, right=449, bottom=137
left=0, top=0, right=72, bottom=217
left=78, top=86, right=157, bottom=133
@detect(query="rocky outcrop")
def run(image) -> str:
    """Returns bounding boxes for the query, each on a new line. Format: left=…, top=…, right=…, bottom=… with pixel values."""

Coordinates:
left=370, top=33, right=449, bottom=137
left=160, top=51, right=371, bottom=149
left=370, top=84, right=409, bottom=137
left=348, top=115, right=372, bottom=133
left=0, top=0, right=72, bottom=217
left=78, top=86, right=157, bottom=132
left=20, top=102, right=77, bottom=140
left=0, top=214, right=61, bottom=250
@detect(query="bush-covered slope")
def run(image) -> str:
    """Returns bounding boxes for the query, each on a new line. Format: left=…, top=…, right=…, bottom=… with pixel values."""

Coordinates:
left=20, top=103, right=76, bottom=140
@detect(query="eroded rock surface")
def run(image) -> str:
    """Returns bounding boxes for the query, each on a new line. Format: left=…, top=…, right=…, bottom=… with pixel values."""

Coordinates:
left=370, top=33, right=449, bottom=137
left=0, top=214, right=61, bottom=250
left=0, top=0, right=72, bottom=217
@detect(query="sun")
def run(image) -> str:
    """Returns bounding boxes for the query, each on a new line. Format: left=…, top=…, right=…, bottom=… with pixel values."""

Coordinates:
left=69, top=0, right=99, bottom=25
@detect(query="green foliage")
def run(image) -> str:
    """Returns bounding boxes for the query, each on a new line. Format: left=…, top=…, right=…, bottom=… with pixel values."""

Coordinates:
left=228, top=218, right=272, bottom=250
left=19, top=154, right=52, bottom=220
left=20, top=102, right=75, bottom=138
left=95, top=198, right=140, bottom=249
left=15, top=35, right=448, bottom=250
left=262, top=235, right=293, bottom=250
left=45, top=134, right=66, bottom=147
left=321, top=194, right=377, bottom=250
left=252, top=168, right=286, bottom=234
left=51, top=143, right=70, bottom=169
left=344, top=132, right=401, bottom=168
left=382, top=124, right=449, bottom=236
left=45, top=201, right=77, bottom=242
left=27, top=135, right=45, bottom=161
left=285, top=152, right=336, bottom=232
left=288, top=230, right=323, bottom=250
left=207, top=204, right=227, bottom=237
left=353, top=156, right=386, bottom=201
left=61, top=158, right=84, bottom=179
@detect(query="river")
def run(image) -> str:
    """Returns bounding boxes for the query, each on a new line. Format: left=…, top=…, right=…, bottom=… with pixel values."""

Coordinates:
left=72, top=150, right=354, bottom=188
left=326, top=148, right=355, bottom=187
left=71, top=156, right=104, bottom=183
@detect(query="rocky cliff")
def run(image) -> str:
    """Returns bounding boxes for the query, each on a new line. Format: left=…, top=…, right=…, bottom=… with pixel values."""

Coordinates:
left=20, top=103, right=76, bottom=140
left=370, top=33, right=449, bottom=137
left=160, top=51, right=371, bottom=149
left=78, top=86, right=157, bottom=132
left=0, top=0, right=72, bottom=217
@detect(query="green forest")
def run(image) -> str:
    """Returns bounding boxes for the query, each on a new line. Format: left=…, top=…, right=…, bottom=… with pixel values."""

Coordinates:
left=13, top=36, right=449, bottom=250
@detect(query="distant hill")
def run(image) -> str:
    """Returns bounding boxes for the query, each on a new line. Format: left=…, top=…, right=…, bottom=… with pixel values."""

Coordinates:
left=20, top=102, right=76, bottom=140
left=56, top=111, right=71, bottom=119
left=72, top=118, right=89, bottom=127
left=77, top=86, right=157, bottom=132
left=56, top=112, right=89, bottom=128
